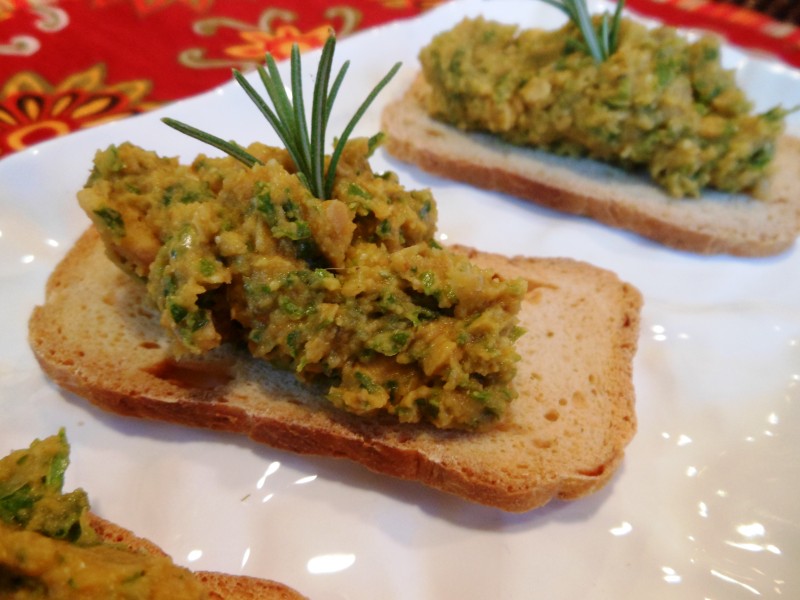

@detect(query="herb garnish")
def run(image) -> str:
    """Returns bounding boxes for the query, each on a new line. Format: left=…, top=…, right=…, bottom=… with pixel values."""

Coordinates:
left=540, top=0, right=625, bottom=62
left=163, top=33, right=401, bottom=200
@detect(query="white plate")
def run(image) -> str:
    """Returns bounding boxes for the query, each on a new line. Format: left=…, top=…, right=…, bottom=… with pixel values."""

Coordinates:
left=2, top=1, right=799, bottom=598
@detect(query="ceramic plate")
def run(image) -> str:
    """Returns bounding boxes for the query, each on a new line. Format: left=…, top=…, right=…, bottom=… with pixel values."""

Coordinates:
left=1, top=1, right=799, bottom=598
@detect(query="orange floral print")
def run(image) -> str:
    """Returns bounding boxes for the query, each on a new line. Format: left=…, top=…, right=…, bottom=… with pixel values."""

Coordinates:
left=226, top=23, right=333, bottom=61
left=368, top=0, right=446, bottom=11
left=0, top=64, right=158, bottom=155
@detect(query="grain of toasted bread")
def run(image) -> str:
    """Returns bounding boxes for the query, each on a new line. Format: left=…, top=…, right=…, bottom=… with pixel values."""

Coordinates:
left=29, top=227, right=641, bottom=512
left=380, top=75, right=800, bottom=257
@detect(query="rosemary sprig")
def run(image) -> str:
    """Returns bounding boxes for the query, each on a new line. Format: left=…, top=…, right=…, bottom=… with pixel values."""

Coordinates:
left=540, top=0, right=625, bottom=62
left=163, top=33, right=401, bottom=200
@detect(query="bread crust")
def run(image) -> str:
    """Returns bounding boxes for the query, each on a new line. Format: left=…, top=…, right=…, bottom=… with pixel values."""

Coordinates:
left=29, top=227, right=641, bottom=512
left=87, top=513, right=307, bottom=599
left=380, top=75, right=800, bottom=257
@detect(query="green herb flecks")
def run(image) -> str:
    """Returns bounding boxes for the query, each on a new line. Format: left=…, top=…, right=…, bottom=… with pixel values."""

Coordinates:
left=540, top=0, right=625, bottom=62
left=162, top=33, right=401, bottom=200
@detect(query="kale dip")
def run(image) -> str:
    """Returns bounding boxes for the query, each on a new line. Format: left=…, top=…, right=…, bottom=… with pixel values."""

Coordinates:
left=0, top=431, right=208, bottom=599
left=419, top=16, right=792, bottom=198
left=78, top=139, right=526, bottom=430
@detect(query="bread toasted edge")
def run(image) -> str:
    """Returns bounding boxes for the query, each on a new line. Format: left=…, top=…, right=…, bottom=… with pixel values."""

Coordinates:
left=29, top=227, right=641, bottom=513
left=380, top=74, right=800, bottom=257
left=87, top=513, right=307, bottom=600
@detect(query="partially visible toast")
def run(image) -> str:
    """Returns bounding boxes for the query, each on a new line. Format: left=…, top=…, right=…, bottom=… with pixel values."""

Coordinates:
left=29, top=227, right=641, bottom=512
left=88, top=513, right=306, bottom=600
left=381, top=75, right=800, bottom=257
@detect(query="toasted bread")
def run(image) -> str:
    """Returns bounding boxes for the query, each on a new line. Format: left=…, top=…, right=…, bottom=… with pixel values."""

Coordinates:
left=380, top=75, right=800, bottom=257
left=29, top=227, right=641, bottom=512
left=87, top=513, right=306, bottom=599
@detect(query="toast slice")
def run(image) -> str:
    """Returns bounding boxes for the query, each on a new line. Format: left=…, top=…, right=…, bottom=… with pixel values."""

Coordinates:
left=380, top=75, right=800, bottom=257
left=29, top=227, right=641, bottom=512
left=87, top=513, right=306, bottom=599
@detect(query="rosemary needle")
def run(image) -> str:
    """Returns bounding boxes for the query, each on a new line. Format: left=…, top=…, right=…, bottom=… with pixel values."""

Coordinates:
left=539, top=0, right=626, bottom=62
left=160, top=118, right=261, bottom=168
left=163, top=33, right=401, bottom=200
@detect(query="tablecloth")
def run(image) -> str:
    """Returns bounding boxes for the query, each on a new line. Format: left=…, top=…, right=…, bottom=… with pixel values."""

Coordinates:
left=2, top=0, right=798, bottom=159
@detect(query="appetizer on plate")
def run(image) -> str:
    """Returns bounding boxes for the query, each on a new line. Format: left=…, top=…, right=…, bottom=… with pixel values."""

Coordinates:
left=0, top=430, right=306, bottom=599
left=381, top=0, right=800, bottom=256
left=28, top=35, right=641, bottom=512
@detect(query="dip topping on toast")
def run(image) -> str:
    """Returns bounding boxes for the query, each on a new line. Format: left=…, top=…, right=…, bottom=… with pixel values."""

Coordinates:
left=419, top=11, right=794, bottom=198
left=77, top=35, right=526, bottom=430
left=0, top=431, right=209, bottom=599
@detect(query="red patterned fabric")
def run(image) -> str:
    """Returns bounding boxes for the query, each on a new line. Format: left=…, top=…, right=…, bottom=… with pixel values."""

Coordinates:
left=1, top=0, right=797, bottom=158
left=0, top=0, right=443, bottom=157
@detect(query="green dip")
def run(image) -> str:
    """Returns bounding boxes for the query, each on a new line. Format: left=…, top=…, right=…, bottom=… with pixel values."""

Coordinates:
left=78, top=138, right=525, bottom=430
left=0, top=430, right=207, bottom=599
left=419, top=16, right=791, bottom=198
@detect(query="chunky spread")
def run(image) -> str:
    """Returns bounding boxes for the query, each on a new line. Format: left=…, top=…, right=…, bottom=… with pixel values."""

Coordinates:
left=419, top=16, right=791, bottom=198
left=0, top=431, right=207, bottom=599
left=79, top=139, right=525, bottom=430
